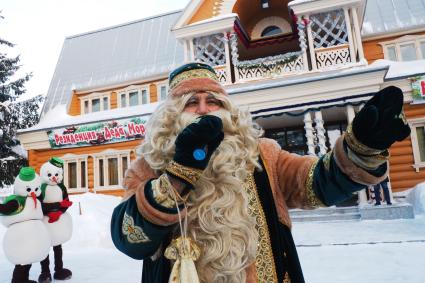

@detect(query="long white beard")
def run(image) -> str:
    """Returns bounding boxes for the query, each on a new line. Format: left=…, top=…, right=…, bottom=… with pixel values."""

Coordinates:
left=178, top=110, right=258, bottom=283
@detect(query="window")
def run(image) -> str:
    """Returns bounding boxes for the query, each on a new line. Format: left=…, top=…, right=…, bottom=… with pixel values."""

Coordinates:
left=68, top=162, right=77, bottom=189
left=84, top=101, right=89, bottom=114
left=122, top=156, right=128, bottom=177
left=382, top=35, right=425, bottom=61
left=103, top=97, right=109, bottom=110
left=261, top=26, right=282, bottom=37
left=400, top=43, right=416, bottom=61
left=265, top=126, right=308, bottom=155
left=61, top=155, right=88, bottom=192
left=409, top=119, right=425, bottom=171
left=94, top=150, right=131, bottom=190
left=92, top=98, right=101, bottom=112
left=416, top=127, right=425, bottom=162
left=81, top=92, right=110, bottom=114
left=421, top=42, right=425, bottom=60
left=156, top=82, right=168, bottom=101
left=118, top=86, right=150, bottom=108
left=108, top=158, right=119, bottom=186
left=386, top=46, right=397, bottom=61
left=251, top=16, right=292, bottom=40
left=141, top=89, right=148, bottom=104
left=129, top=91, right=139, bottom=106
left=120, top=93, right=127, bottom=107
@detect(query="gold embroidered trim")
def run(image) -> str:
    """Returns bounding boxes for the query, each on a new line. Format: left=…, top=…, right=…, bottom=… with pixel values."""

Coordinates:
left=244, top=173, right=278, bottom=283
left=169, top=69, right=218, bottom=90
left=346, top=147, right=389, bottom=170
left=323, top=151, right=332, bottom=171
left=305, top=160, right=324, bottom=208
left=165, top=161, right=203, bottom=186
left=399, top=111, right=408, bottom=125
left=345, top=124, right=384, bottom=156
left=122, top=212, right=150, bottom=243
left=152, top=175, right=175, bottom=208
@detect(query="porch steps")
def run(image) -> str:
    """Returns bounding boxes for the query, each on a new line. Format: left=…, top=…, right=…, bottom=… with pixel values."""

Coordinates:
left=289, top=203, right=414, bottom=222
left=290, top=206, right=361, bottom=222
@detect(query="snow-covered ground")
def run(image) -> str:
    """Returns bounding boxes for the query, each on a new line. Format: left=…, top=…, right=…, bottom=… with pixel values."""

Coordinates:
left=0, top=193, right=142, bottom=283
left=1, top=185, right=425, bottom=283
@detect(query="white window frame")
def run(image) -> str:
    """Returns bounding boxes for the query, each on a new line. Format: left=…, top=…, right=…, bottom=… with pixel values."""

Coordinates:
left=92, top=149, right=131, bottom=191
left=117, top=85, right=150, bottom=108
left=80, top=92, right=111, bottom=114
left=408, top=118, right=425, bottom=172
left=251, top=16, right=292, bottom=40
left=381, top=35, right=425, bottom=61
left=156, top=81, right=169, bottom=102
left=61, top=153, right=89, bottom=193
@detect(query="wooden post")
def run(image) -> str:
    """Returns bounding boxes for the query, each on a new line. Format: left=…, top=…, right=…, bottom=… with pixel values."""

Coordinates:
left=343, top=8, right=356, bottom=63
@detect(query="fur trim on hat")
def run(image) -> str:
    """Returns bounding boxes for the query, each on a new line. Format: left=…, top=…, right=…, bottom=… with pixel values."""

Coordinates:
left=170, top=77, right=227, bottom=97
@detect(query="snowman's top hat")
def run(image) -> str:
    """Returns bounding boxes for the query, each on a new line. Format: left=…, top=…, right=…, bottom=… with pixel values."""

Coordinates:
left=49, top=157, right=64, bottom=168
left=19, top=167, right=36, bottom=182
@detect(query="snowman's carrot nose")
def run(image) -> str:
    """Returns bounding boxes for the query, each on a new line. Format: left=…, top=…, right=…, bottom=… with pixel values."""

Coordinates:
left=30, top=192, right=37, bottom=208
left=52, top=176, right=57, bottom=183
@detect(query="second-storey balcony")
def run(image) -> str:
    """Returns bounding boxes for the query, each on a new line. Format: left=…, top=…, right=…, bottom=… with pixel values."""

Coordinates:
left=173, top=0, right=367, bottom=85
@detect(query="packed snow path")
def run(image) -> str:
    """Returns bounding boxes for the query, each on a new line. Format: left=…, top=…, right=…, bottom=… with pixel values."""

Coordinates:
left=1, top=192, right=425, bottom=283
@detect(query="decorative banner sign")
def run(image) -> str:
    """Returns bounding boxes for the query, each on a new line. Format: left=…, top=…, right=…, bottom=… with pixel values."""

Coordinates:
left=411, top=76, right=425, bottom=102
left=47, top=116, right=148, bottom=149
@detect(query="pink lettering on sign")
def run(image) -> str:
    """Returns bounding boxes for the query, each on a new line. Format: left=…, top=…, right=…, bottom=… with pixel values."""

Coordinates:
left=103, top=126, right=127, bottom=140
left=127, top=122, right=146, bottom=136
left=53, top=131, right=97, bottom=145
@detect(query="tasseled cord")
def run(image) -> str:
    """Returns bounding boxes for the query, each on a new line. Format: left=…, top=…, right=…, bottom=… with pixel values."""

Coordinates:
left=164, top=177, right=201, bottom=283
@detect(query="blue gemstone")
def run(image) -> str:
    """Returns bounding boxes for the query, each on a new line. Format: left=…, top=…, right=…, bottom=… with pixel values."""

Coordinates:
left=193, top=149, right=206, bottom=161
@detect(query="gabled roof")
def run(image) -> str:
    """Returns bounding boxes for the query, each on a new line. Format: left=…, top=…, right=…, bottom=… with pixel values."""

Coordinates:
left=42, top=10, right=185, bottom=116
left=362, top=0, right=425, bottom=38
left=173, top=0, right=205, bottom=29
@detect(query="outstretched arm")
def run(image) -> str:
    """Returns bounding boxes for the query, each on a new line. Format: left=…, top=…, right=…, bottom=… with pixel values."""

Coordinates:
left=275, top=86, right=410, bottom=207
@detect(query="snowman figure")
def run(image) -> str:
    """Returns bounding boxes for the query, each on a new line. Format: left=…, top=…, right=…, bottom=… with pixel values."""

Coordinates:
left=38, top=157, right=73, bottom=283
left=0, top=167, right=51, bottom=283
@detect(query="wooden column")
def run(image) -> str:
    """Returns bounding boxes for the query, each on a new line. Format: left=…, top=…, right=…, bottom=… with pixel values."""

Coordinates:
left=304, top=112, right=316, bottom=155
left=343, top=8, right=356, bottom=63
left=314, top=111, right=327, bottom=156
left=351, top=7, right=365, bottom=62
left=305, top=14, right=317, bottom=71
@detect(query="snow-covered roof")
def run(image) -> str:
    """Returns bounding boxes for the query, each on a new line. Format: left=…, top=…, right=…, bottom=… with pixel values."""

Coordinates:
left=370, top=59, right=425, bottom=80
left=42, top=10, right=185, bottom=117
left=362, top=0, right=425, bottom=38
left=21, top=103, right=159, bottom=133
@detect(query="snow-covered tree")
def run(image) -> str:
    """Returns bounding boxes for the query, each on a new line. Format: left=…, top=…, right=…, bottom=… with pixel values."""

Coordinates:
left=0, top=13, right=42, bottom=187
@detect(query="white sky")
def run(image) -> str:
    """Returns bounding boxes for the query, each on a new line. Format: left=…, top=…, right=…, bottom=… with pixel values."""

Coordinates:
left=1, top=0, right=190, bottom=101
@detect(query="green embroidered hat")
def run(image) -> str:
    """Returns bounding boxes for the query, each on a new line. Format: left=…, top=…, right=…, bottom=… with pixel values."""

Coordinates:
left=19, top=167, right=36, bottom=182
left=168, top=62, right=227, bottom=97
left=49, top=157, right=64, bottom=168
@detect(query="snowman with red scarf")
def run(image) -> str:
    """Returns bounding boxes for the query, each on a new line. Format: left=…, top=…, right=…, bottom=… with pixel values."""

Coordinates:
left=0, top=167, right=51, bottom=283
left=38, top=157, right=73, bottom=283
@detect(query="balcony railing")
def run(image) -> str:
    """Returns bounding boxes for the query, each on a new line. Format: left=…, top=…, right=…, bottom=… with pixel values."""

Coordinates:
left=189, top=6, right=365, bottom=85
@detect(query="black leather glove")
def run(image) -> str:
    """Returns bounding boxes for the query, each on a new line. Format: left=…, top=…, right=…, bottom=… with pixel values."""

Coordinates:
left=166, top=115, right=224, bottom=186
left=351, top=86, right=411, bottom=151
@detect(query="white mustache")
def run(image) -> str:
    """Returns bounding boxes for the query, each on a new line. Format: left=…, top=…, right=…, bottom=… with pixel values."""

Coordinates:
left=177, top=109, right=233, bottom=134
